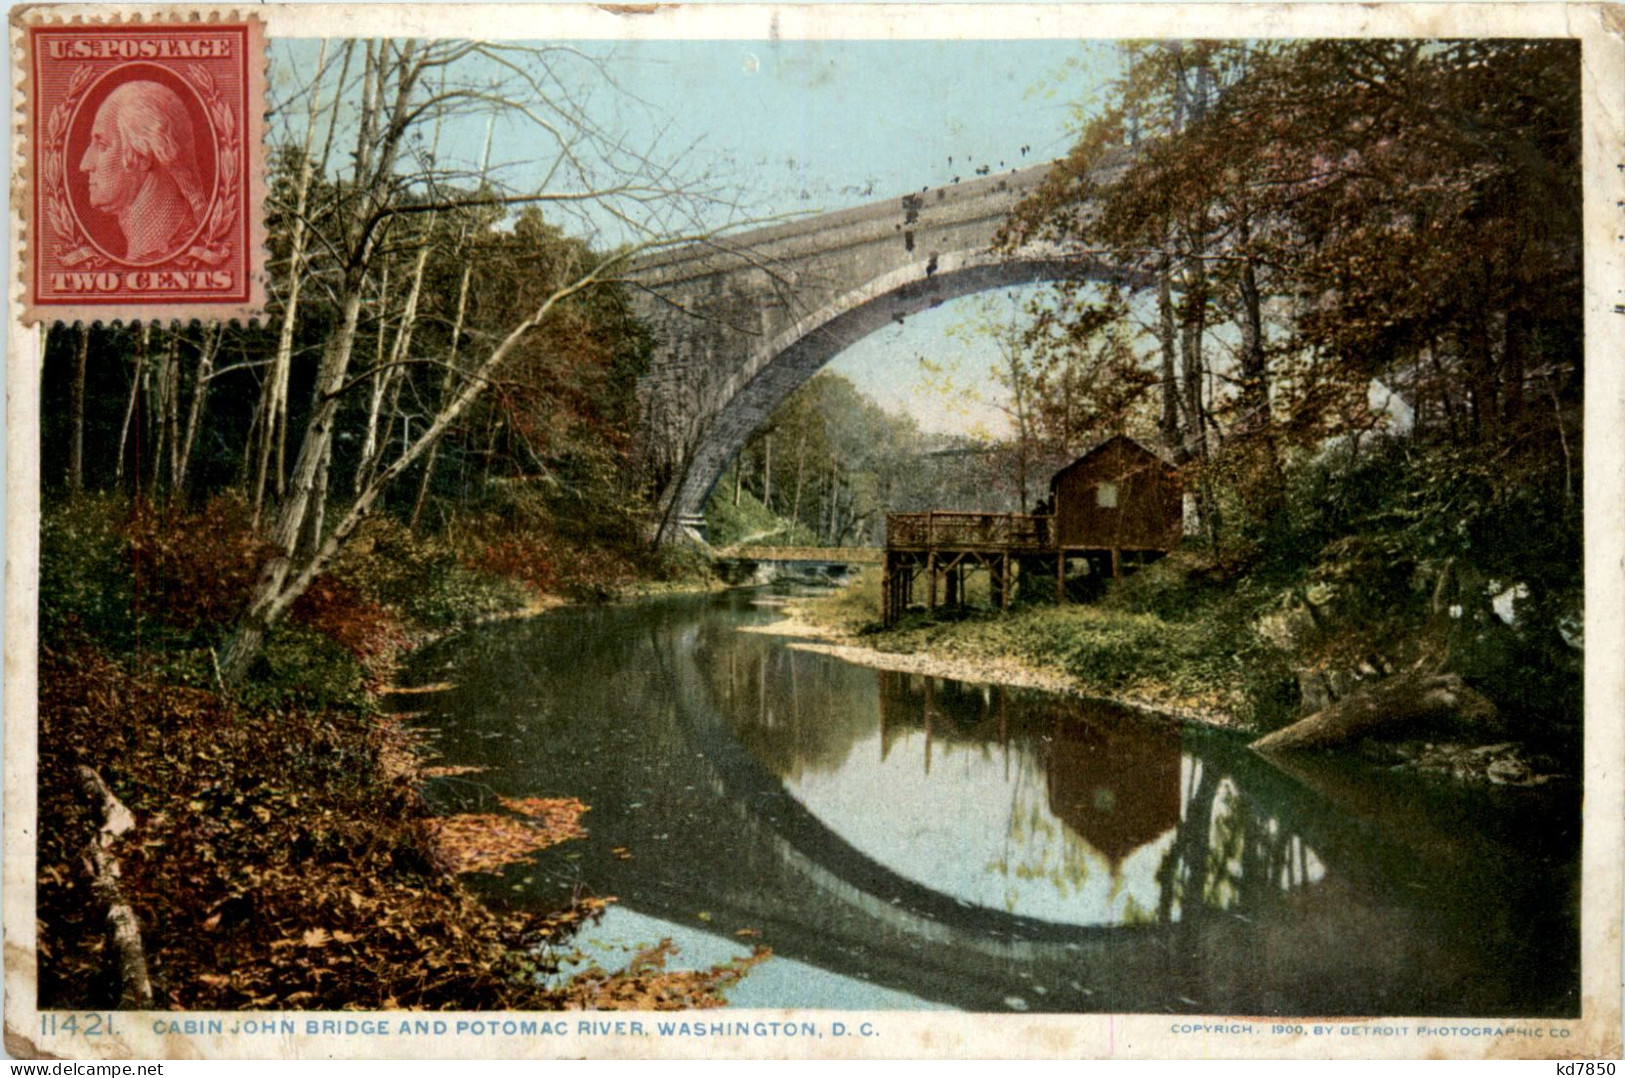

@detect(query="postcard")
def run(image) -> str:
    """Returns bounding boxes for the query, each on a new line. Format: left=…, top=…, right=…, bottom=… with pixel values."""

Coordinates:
left=6, top=2, right=1623, bottom=1061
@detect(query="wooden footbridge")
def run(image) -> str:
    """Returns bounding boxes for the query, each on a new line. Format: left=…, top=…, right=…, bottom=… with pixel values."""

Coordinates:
left=712, top=545, right=883, bottom=564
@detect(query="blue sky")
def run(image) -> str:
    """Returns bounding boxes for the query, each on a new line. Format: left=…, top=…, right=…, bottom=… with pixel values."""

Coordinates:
left=269, top=38, right=1120, bottom=436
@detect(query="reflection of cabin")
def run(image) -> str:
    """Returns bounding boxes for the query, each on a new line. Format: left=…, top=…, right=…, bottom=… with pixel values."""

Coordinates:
left=882, top=435, right=1182, bottom=625
left=1045, top=717, right=1183, bottom=871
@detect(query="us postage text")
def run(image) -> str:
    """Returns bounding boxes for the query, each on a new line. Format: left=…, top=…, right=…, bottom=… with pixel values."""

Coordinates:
left=6, top=2, right=1623, bottom=1062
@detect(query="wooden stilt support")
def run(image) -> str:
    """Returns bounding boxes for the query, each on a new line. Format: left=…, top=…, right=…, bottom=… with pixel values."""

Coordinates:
left=1111, top=547, right=1121, bottom=579
left=881, top=555, right=893, bottom=625
left=1056, top=552, right=1066, bottom=604
left=927, top=552, right=938, bottom=613
left=923, top=676, right=934, bottom=775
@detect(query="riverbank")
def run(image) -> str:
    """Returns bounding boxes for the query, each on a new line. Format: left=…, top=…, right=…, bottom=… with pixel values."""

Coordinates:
left=744, top=607, right=1244, bottom=731
left=744, top=576, right=1250, bottom=732
left=32, top=494, right=751, bottom=1018
left=755, top=567, right=1577, bottom=787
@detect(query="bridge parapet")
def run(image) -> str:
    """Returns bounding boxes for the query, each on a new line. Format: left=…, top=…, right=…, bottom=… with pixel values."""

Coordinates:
left=631, top=154, right=1131, bottom=539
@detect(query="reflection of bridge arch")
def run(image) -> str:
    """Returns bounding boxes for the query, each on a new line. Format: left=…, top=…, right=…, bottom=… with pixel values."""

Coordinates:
left=628, top=159, right=1135, bottom=537
left=414, top=595, right=1577, bottom=1016
left=652, top=630, right=1367, bottom=1012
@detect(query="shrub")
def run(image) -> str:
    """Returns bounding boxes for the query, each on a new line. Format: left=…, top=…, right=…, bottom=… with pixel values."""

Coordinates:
left=40, top=492, right=270, bottom=652
left=289, top=576, right=406, bottom=672
left=40, top=494, right=135, bottom=647
left=328, top=515, right=533, bottom=629
left=123, top=494, right=273, bottom=635
left=251, top=623, right=367, bottom=710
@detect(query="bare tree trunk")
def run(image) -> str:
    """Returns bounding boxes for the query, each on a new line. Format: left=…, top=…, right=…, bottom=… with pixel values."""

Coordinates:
left=1002, top=330, right=1033, bottom=512
left=1235, top=212, right=1271, bottom=436
left=826, top=462, right=839, bottom=543
left=1179, top=278, right=1207, bottom=458
left=176, top=323, right=223, bottom=496
left=410, top=115, right=491, bottom=530
left=223, top=274, right=369, bottom=684
left=790, top=428, right=806, bottom=528
left=1251, top=669, right=1498, bottom=752
left=163, top=332, right=183, bottom=500
left=366, top=240, right=431, bottom=493
left=762, top=433, right=772, bottom=510
left=115, top=324, right=151, bottom=491
left=146, top=326, right=172, bottom=498
left=253, top=39, right=341, bottom=529
left=1156, top=250, right=1183, bottom=459
left=355, top=259, right=395, bottom=493
left=301, top=436, right=333, bottom=560
left=76, top=767, right=150, bottom=1009
left=68, top=324, right=88, bottom=493
left=409, top=256, right=472, bottom=527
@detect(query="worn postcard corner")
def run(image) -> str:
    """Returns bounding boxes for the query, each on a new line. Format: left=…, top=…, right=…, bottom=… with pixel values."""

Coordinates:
left=4, top=0, right=1624, bottom=1063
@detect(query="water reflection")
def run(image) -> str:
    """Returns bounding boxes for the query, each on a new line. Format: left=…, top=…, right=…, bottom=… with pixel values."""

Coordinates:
left=712, top=659, right=1325, bottom=930
left=408, top=590, right=1580, bottom=1016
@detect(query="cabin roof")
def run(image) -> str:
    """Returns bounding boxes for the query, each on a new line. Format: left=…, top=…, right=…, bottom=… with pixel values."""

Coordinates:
left=1048, top=434, right=1174, bottom=491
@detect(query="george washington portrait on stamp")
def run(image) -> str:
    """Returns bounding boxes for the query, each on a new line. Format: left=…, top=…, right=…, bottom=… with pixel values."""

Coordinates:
left=78, top=78, right=207, bottom=263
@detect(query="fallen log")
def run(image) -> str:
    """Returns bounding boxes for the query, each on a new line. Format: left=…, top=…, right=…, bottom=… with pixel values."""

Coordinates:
left=1250, top=669, right=1497, bottom=752
left=75, top=766, right=152, bottom=1009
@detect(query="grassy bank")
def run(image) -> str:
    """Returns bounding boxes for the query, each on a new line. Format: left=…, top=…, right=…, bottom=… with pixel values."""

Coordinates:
left=786, top=560, right=1256, bottom=726
left=34, top=493, right=751, bottom=1013
left=790, top=443, right=1584, bottom=763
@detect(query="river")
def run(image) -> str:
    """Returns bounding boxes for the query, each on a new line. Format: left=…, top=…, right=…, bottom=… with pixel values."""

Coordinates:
left=401, top=588, right=1580, bottom=1016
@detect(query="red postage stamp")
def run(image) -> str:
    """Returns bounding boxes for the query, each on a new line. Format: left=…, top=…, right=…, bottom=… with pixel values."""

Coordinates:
left=19, top=13, right=266, bottom=324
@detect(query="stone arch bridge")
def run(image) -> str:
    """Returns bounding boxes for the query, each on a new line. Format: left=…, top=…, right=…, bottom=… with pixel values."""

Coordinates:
left=628, top=155, right=1131, bottom=540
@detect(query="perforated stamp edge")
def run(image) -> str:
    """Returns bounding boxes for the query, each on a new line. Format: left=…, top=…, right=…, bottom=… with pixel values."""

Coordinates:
left=10, top=6, right=268, bottom=327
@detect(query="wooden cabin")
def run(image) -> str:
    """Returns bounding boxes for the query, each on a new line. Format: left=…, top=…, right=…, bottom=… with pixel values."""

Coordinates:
left=880, top=435, right=1181, bottom=623
left=1045, top=435, right=1182, bottom=578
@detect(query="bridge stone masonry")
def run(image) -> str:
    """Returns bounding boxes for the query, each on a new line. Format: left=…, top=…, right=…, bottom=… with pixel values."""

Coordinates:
left=627, top=153, right=1132, bottom=540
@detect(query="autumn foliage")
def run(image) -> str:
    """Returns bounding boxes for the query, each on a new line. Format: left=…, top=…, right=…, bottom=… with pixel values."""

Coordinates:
left=37, top=646, right=765, bottom=1011
left=121, top=497, right=274, bottom=631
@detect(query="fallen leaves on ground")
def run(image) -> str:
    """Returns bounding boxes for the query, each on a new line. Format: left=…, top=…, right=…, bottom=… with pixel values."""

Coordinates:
left=422, top=764, right=488, bottom=778
left=35, top=645, right=629, bottom=1011
left=429, top=801, right=588, bottom=876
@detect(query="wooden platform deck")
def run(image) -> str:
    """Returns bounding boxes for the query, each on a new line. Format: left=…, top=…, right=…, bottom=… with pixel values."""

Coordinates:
left=885, top=511, right=1050, bottom=554
left=880, top=512, right=1044, bottom=624
left=881, top=510, right=1170, bottom=625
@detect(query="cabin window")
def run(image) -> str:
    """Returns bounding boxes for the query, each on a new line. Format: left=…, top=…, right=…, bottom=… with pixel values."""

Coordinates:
left=1096, top=481, right=1119, bottom=508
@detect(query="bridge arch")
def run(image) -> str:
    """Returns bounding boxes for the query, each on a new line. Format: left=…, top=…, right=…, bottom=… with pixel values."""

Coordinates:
left=657, top=245, right=1122, bottom=532
left=628, top=157, right=1135, bottom=539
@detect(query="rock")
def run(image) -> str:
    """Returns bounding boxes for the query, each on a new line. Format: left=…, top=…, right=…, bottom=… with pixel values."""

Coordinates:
left=1486, top=756, right=1533, bottom=785
left=1297, top=669, right=1336, bottom=714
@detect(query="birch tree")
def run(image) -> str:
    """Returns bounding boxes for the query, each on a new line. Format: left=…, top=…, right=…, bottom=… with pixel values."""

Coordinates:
left=219, top=38, right=734, bottom=684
